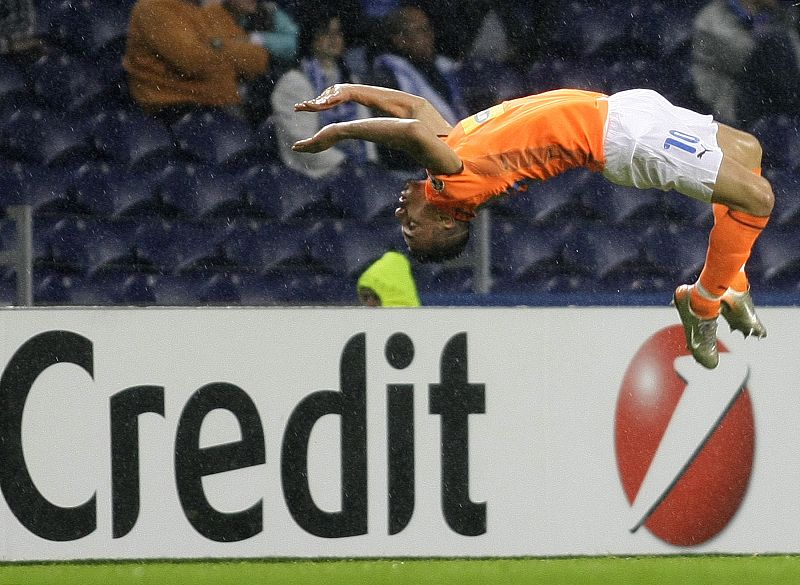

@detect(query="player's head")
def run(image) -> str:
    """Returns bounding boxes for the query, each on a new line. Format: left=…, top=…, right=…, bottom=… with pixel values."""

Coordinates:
left=395, top=180, right=470, bottom=263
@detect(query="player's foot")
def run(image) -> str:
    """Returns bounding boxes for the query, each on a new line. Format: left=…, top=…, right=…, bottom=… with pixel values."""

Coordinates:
left=721, top=288, right=767, bottom=339
left=673, top=285, right=719, bottom=369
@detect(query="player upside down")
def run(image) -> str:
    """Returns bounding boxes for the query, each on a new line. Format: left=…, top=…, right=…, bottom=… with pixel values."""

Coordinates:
left=292, top=84, right=774, bottom=369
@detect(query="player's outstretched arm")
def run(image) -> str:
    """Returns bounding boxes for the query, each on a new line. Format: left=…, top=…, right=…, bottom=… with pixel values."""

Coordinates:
left=292, top=117, right=462, bottom=175
left=294, top=83, right=454, bottom=136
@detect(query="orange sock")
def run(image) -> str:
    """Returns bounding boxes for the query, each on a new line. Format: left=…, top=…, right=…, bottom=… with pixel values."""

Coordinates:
left=691, top=209, right=769, bottom=318
left=708, top=167, right=763, bottom=295
left=712, top=204, right=749, bottom=293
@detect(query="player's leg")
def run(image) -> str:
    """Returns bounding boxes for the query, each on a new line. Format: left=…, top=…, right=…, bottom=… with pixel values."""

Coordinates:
left=712, top=124, right=763, bottom=292
left=686, top=129, right=773, bottom=342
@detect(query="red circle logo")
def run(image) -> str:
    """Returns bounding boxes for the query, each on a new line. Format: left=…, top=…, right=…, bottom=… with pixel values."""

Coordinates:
left=615, top=326, right=755, bottom=546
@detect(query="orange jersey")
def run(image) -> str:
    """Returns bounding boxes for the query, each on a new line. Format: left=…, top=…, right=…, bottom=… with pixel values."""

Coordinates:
left=424, top=89, right=609, bottom=220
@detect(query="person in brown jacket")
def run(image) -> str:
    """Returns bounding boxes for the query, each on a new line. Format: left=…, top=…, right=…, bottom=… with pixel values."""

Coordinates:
left=123, top=0, right=269, bottom=124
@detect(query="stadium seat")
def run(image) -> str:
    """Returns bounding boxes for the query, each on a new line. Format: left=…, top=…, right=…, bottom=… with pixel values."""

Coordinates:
left=458, top=59, right=525, bottom=112
left=106, top=166, right=197, bottom=219
left=129, top=218, right=208, bottom=274
left=23, top=167, right=94, bottom=216
left=563, top=225, right=650, bottom=289
left=2, top=105, right=96, bottom=168
left=31, top=52, right=113, bottom=115
left=216, top=221, right=310, bottom=274
left=766, top=169, right=800, bottom=226
left=190, top=167, right=264, bottom=220
left=83, top=220, right=143, bottom=277
left=661, top=193, right=714, bottom=227
left=328, top=163, right=413, bottom=221
left=241, top=268, right=351, bottom=305
left=241, top=164, right=335, bottom=221
left=33, top=270, right=75, bottom=305
left=195, top=272, right=243, bottom=304
left=492, top=219, right=571, bottom=282
left=90, top=109, right=177, bottom=172
left=490, top=169, right=593, bottom=224
left=749, top=227, right=800, bottom=290
left=0, top=162, right=26, bottom=207
left=0, top=105, right=50, bottom=163
left=146, top=272, right=243, bottom=305
left=0, top=61, right=29, bottom=103
left=414, top=262, right=474, bottom=295
left=581, top=181, right=665, bottom=225
left=642, top=223, right=709, bottom=284
left=172, top=110, right=266, bottom=170
left=307, top=220, right=395, bottom=278
left=749, top=114, right=800, bottom=170
left=33, top=216, right=90, bottom=275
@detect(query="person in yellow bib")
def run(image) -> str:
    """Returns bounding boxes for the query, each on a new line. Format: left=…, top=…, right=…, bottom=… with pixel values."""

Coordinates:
left=293, top=83, right=773, bottom=369
left=357, top=251, right=421, bottom=307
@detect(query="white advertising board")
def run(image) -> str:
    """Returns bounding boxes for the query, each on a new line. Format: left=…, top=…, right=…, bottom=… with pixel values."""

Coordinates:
left=0, top=306, right=796, bottom=560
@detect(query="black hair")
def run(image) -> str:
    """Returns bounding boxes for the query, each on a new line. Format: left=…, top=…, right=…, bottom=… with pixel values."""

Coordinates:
left=407, top=220, right=470, bottom=263
left=297, top=6, right=343, bottom=59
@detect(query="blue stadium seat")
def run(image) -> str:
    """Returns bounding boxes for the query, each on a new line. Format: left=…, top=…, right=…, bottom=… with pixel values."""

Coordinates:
left=492, top=219, right=570, bottom=282
left=83, top=220, right=142, bottom=277
left=217, top=221, right=310, bottom=274
left=24, top=167, right=94, bottom=216
left=0, top=161, right=26, bottom=206
left=661, top=192, right=714, bottom=227
left=581, top=181, right=664, bottom=225
left=90, top=109, right=177, bottom=172
left=642, top=223, right=709, bottom=284
left=457, top=59, right=525, bottom=111
left=33, top=270, right=75, bottom=305
left=491, top=169, right=593, bottom=224
left=328, top=163, right=413, bottom=221
left=749, top=114, right=800, bottom=170
left=414, top=262, right=474, bottom=295
left=749, top=227, right=800, bottom=289
left=0, top=105, right=49, bottom=163
left=307, top=220, right=397, bottom=278
left=240, top=164, right=335, bottom=220
left=33, top=216, right=91, bottom=275
left=563, top=225, right=649, bottom=289
left=191, top=167, right=264, bottom=220
left=172, top=111, right=266, bottom=170
left=129, top=218, right=212, bottom=274
left=241, top=269, right=351, bottom=305
left=31, top=52, right=113, bottom=115
left=1, top=106, right=96, bottom=167
left=147, top=272, right=243, bottom=305
left=766, top=169, right=800, bottom=226
left=106, top=166, right=197, bottom=219
left=0, top=61, right=29, bottom=102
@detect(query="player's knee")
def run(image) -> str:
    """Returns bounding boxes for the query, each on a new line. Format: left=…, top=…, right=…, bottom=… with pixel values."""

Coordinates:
left=738, top=131, right=763, bottom=167
left=749, top=175, right=774, bottom=217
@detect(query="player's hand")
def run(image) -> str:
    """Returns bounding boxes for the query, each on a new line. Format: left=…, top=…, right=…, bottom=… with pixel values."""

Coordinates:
left=291, top=124, right=341, bottom=153
left=294, top=84, right=350, bottom=112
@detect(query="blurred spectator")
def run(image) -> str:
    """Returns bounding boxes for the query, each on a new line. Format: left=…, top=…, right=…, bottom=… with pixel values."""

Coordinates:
left=419, top=0, right=559, bottom=70
left=123, top=0, right=269, bottom=125
left=0, top=0, right=44, bottom=70
left=240, top=1, right=299, bottom=66
left=370, top=5, right=467, bottom=170
left=691, top=0, right=800, bottom=125
left=356, top=251, right=420, bottom=307
left=270, top=9, right=376, bottom=178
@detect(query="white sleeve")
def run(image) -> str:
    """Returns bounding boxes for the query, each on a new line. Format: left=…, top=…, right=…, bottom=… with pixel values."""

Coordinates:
left=270, top=70, right=346, bottom=178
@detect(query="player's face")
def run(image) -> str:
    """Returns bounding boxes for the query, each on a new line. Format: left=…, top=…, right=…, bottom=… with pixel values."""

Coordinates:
left=395, top=182, right=447, bottom=253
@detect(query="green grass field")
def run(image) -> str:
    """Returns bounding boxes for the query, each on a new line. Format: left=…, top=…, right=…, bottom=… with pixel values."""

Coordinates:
left=2, top=556, right=800, bottom=585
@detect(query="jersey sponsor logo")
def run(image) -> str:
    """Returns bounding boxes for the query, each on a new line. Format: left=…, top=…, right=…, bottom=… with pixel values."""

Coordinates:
left=461, top=103, right=506, bottom=135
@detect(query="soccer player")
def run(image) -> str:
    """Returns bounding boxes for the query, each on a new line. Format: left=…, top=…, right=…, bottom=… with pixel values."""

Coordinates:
left=292, top=84, right=773, bottom=369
